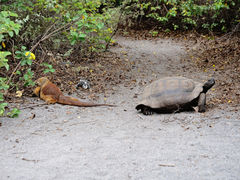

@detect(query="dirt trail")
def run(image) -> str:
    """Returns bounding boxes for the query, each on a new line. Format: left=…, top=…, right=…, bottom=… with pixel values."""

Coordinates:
left=1, top=36, right=240, bottom=180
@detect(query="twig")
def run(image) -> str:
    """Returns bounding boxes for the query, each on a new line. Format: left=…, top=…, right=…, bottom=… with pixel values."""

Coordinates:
left=6, top=17, right=81, bottom=89
left=22, top=157, right=39, bottom=163
left=220, top=22, right=240, bottom=40
left=163, top=4, right=169, bottom=14
left=159, top=163, right=175, bottom=167
left=19, top=102, right=48, bottom=110
left=5, top=22, right=57, bottom=87
left=29, top=20, right=59, bottom=52
left=40, top=17, right=81, bottom=42
left=28, top=17, right=80, bottom=57
left=142, top=25, right=158, bottom=37
left=5, top=40, right=17, bottom=86
left=6, top=59, right=21, bottom=87
left=137, top=114, right=144, bottom=119
left=105, top=6, right=125, bottom=51
left=69, top=120, right=98, bottom=126
left=10, top=39, right=16, bottom=63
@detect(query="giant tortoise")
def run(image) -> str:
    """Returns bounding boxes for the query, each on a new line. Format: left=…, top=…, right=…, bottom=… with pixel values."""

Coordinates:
left=136, top=76, right=215, bottom=115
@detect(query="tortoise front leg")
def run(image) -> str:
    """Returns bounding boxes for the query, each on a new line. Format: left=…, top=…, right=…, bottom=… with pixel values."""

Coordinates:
left=198, top=93, right=206, bottom=112
left=142, top=106, right=154, bottom=115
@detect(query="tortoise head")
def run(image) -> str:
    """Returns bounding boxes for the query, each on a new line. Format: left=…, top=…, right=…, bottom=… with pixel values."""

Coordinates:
left=203, top=78, right=215, bottom=93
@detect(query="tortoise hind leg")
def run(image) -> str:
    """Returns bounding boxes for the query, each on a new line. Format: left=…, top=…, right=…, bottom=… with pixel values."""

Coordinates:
left=198, top=93, right=206, bottom=112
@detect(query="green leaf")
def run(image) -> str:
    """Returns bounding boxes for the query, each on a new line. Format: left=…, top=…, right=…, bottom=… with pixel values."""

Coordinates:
left=73, top=16, right=80, bottom=21
left=26, top=59, right=32, bottom=66
left=0, top=103, right=8, bottom=116
left=0, top=35, right=4, bottom=42
left=15, top=51, right=22, bottom=54
left=20, top=60, right=27, bottom=66
left=21, top=46, right=26, bottom=50
left=1, top=11, right=9, bottom=17
left=9, top=12, right=18, bottom=17
left=0, top=51, right=11, bottom=70
left=4, top=64, right=9, bottom=71
left=14, top=28, right=19, bottom=35
left=7, top=108, right=21, bottom=118
left=43, top=69, right=50, bottom=74
left=0, top=51, right=11, bottom=57
left=8, top=31, right=14, bottom=37
left=79, top=33, right=86, bottom=40
left=70, top=39, right=76, bottom=45
left=16, top=70, right=21, bottom=75
left=97, top=22, right=104, bottom=29
left=23, top=73, right=28, bottom=80
left=0, top=93, right=4, bottom=101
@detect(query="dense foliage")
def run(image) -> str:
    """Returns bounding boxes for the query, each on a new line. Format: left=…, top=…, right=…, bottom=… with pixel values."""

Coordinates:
left=0, top=0, right=119, bottom=117
left=122, top=0, right=239, bottom=33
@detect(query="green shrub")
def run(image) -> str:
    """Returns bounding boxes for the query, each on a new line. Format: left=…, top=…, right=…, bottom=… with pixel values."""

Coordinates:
left=122, top=0, right=239, bottom=33
left=0, top=10, right=22, bottom=118
left=0, top=0, right=120, bottom=117
left=1, top=0, right=117, bottom=52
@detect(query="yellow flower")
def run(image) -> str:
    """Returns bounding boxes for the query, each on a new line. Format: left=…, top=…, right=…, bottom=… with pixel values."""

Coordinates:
left=25, top=52, right=36, bottom=60
left=212, top=64, right=215, bottom=67
left=2, top=42, right=6, bottom=48
left=25, top=52, right=30, bottom=57
left=108, top=28, right=112, bottom=33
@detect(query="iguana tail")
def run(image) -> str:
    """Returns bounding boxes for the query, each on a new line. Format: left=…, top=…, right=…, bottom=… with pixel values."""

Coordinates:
left=58, top=95, right=115, bottom=107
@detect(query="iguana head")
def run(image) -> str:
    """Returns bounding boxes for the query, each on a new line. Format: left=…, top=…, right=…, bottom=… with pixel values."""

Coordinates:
left=36, top=77, right=49, bottom=86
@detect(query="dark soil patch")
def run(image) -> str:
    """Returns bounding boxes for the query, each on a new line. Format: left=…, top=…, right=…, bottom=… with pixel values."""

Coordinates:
left=5, top=47, right=133, bottom=102
left=186, top=34, right=240, bottom=106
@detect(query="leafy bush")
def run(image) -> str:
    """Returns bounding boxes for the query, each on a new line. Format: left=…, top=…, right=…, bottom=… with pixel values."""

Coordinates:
left=0, top=10, right=22, bottom=117
left=0, top=0, right=120, bottom=117
left=1, top=0, right=117, bottom=53
left=122, top=0, right=240, bottom=33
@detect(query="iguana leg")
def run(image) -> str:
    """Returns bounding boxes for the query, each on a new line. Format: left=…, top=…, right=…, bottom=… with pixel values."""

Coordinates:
left=42, top=95, right=58, bottom=104
left=142, top=106, right=154, bottom=115
left=39, top=92, right=57, bottom=104
left=33, top=87, right=41, bottom=97
left=198, top=93, right=206, bottom=112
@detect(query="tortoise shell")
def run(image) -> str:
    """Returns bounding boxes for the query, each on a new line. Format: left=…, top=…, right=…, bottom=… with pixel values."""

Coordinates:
left=137, top=76, right=203, bottom=109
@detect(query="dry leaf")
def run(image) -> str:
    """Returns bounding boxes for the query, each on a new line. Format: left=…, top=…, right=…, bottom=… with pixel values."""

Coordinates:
left=16, top=90, right=23, bottom=97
